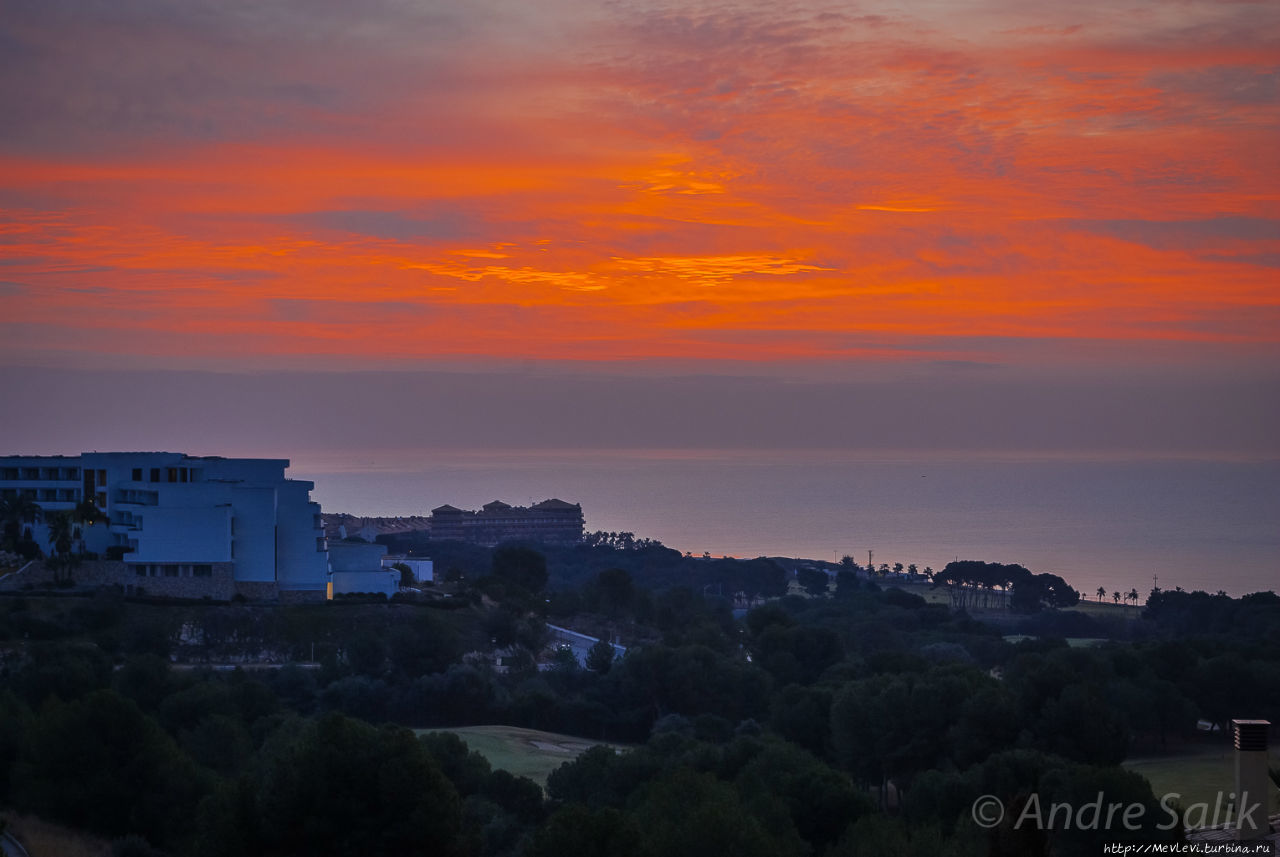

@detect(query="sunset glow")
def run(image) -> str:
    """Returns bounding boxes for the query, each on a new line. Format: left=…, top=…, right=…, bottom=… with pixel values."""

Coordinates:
left=2, top=0, right=1276, bottom=371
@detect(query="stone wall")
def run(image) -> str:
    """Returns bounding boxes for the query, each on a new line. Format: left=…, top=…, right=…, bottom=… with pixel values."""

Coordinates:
left=127, top=563, right=236, bottom=600
left=0, top=559, right=128, bottom=591
left=0, top=559, right=287, bottom=602
left=234, top=580, right=282, bottom=602
left=278, top=588, right=326, bottom=604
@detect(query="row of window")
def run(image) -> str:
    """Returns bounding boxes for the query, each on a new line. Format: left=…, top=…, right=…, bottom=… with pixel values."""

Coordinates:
left=131, top=564, right=215, bottom=578
left=0, top=467, right=81, bottom=481
left=0, top=487, right=81, bottom=503
left=115, top=488, right=160, bottom=507
left=130, top=467, right=201, bottom=484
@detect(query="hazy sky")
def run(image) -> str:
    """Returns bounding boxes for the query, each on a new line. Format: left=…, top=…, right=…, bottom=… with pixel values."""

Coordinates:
left=2, top=0, right=1277, bottom=458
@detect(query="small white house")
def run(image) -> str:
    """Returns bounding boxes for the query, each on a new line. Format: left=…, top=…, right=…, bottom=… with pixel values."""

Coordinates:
left=327, top=540, right=397, bottom=597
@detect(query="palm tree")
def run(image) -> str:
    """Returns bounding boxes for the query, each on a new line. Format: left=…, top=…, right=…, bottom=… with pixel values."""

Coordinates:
left=1097, top=586, right=1106, bottom=603
left=71, top=500, right=107, bottom=553
left=1128, top=588, right=1139, bottom=607
left=46, top=510, right=75, bottom=582
left=1112, top=591, right=1121, bottom=604
left=1, top=495, right=42, bottom=549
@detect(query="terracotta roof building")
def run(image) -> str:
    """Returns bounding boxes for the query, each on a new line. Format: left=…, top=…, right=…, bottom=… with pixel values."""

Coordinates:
left=429, top=498, right=584, bottom=545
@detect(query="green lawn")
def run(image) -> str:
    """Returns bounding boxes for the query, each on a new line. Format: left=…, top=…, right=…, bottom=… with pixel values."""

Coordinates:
left=1124, top=745, right=1280, bottom=820
left=420, top=725, right=629, bottom=787
left=1070, top=598, right=1142, bottom=618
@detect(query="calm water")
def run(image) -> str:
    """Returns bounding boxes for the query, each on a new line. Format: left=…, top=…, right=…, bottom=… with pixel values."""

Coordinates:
left=293, top=450, right=1280, bottom=601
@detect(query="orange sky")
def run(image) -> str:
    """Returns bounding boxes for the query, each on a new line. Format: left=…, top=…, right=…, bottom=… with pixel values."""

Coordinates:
left=1, top=0, right=1277, bottom=371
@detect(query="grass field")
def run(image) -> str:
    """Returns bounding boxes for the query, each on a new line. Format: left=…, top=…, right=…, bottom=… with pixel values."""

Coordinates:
left=1124, top=745, right=1280, bottom=820
left=421, top=725, right=629, bottom=787
left=1070, top=598, right=1142, bottom=618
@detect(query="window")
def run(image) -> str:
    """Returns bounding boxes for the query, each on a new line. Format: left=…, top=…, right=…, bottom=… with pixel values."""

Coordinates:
left=167, top=468, right=178, bottom=483
left=150, top=468, right=160, bottom=482
left=163, top=564, right=178, bottom=577
left=179, top=468, right=189, bottom=483
left=133, top=565, right=146, bottom=577
left=193, top=564, right=213, bottom=577
left=132, top=468, right=142, bottom=481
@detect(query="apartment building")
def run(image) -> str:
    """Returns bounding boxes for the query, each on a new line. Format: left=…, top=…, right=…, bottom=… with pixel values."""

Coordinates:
left=428, top=498, right=584, bottom=545
left=0, top=452, right=329, bottom=600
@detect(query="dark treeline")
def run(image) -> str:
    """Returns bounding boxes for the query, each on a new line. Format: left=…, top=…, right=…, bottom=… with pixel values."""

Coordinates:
left=931, top=560, right=1080, bottom=612
left=1, top=543, right=1278, bottom=856
left=378, top=533, right=792, bottom=595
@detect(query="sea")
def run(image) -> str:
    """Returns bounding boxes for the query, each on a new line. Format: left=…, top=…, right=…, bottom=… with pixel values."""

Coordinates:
left=292, top=450, right=1280, bottom=602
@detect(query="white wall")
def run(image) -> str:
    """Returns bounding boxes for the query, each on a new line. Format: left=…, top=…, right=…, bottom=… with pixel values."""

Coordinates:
left=129, top=506, right=232, bottom=562
left=275, top=481, right=329, bottom=592
left=330, top=570, right=398, bottom=597
left=230, top=485, right=277, bottom=582
left=329, top=540, right=388, bottom=572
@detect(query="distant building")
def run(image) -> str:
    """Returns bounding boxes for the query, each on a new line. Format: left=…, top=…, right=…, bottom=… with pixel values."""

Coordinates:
left=544, top=623, right=627, bottom=669
left=0, top=452, right=329, bottom=601
left=428, top=498, right=584, bottom=546
left=328, top=540, right=398, bottom=598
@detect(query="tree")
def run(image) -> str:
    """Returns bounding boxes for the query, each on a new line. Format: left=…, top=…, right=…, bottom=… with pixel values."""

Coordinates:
left=629, top=769, right=806, bottom=857
left=71, top=499, right=107, bottom=551
left=0, top=496, right=41, bottom=551
left=528, top=805, right=639, bottom=857
left=1127, top=588, right=1140, bottom=607
left=1113, top=591, right=1121, bottom=604
left=45, top=510, right=79, bottom=582
left=596, top=568, right=635, bottom=616
left=491, top=546, right=548, bottom=593
left=796, top=567, right=828, bottom=597
left=391, top=562, right=413, bottom=588
left=1097, top=587, right=1106, bottom=603
left=586, top=638, right=616, bottom=674
left=46, top=510, right=74, bottom=559
left=12, top=689, right=209, bottom=847
left=251, top=714, right=463, bottom=856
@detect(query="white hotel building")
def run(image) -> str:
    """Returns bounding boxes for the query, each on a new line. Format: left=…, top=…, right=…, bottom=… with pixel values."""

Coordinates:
left=0, top=452, right=329, bottom=600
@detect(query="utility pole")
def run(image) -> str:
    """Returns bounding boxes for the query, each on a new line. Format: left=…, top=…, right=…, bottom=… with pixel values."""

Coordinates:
left=867, top=549, right=873, bottom=570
